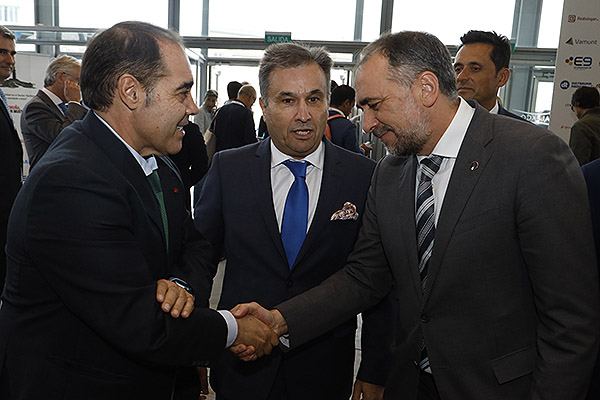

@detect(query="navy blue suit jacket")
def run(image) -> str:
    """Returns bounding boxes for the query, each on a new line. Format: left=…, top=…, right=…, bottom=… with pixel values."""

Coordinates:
left=0, top=112, right=226, bottom=400
left=582, top=159, right=600, bottom=400
left=328, top=109, right=362, bottom=153
left=0, top=91, right=21, bottom=294
left=194, top=138, right=389, bottom=399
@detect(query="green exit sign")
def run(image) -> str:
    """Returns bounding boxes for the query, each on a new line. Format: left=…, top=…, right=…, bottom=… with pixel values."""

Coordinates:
left=265, top=31, right=292, bottom=44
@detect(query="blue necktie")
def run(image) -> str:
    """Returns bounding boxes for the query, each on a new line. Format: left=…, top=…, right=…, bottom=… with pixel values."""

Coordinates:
left=58, top=102, right=68, bottom=115
left=281, top=160, right=308, bottom=268
left=0, top=88, right=13, bottom=123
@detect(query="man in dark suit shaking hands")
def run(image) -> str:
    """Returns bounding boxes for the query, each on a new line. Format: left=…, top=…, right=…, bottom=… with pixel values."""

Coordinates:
left=195, top=43, right=391, bottom=400
left=234, top=31, right=600, bottom=400
left=0, top=21, right=277, bottom=400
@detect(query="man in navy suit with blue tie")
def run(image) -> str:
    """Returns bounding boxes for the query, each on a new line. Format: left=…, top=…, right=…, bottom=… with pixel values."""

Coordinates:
left=195, top=43, right=391, bottom=400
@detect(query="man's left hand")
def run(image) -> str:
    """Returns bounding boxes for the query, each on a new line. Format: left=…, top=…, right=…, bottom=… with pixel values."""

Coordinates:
left=352, top=379, right=385, bottom=400
left=156, top=279, right=194, bottom=318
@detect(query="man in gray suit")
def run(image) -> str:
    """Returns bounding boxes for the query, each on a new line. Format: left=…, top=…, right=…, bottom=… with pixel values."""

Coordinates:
left=21, top=55, right=87, bottom=169
left=232, top=31, right=600, bottom=400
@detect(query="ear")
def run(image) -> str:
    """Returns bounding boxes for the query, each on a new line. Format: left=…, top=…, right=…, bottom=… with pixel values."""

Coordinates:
left=496, top=67, right=510, bottom=88
left=259, top=97, right=267, bottom=115
left=117, top=74, right=143, bottom=110
left=415, top=71, right=439, bottom=108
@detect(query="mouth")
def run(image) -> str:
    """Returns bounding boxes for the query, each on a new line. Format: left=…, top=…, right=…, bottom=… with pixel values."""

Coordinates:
left=291, top=127, right=314, bottom=138
left=457, top=86, right=473, bottom=93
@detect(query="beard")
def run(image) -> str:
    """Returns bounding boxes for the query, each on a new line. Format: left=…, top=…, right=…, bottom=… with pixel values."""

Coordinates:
left=373, top=115, right=432, bottom=157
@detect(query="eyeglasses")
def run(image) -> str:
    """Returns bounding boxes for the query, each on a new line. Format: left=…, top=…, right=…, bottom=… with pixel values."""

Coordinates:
left=570, top=104, right=575, bottom=112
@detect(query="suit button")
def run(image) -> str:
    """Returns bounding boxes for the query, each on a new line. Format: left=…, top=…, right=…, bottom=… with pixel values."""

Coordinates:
left=286, top=280, right=293, bottom=287
left=421, top=313, right=430, bottom=323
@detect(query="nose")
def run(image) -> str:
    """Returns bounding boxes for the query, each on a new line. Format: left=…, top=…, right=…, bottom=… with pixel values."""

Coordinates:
left=187, top=97, right=199, bottom=115
left=361, top=109, right=378, bottom=133
left=295, top=101, right=310, bottom=122
left=455, top=68, right=468, bottom=83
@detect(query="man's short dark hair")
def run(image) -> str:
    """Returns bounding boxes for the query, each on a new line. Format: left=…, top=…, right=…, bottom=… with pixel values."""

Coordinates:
left=0, top=25, right=15, bottom=41
left=459, top=30, right=511, bottom=72
left=359, top=31, right=458, bottom=100
left=259, top=43, right=332, bottom=104
left=227, top=81, right=242, bottom=100
left=572, top=86, right=600, bottom=109
left=80, top=21, right=183, bottom=112
left=204, top=89, right=218, bottom=99
left=330, top=85, right=355, bottom=107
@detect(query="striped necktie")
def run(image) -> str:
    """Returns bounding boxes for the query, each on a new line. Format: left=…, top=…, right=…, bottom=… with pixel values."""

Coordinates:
left=148, top=169, right=169, bottom=251
left=416, top=154, right=443, bottom=371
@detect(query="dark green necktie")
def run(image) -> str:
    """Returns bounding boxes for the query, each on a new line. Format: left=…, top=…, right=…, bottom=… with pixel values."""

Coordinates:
left=147, top=169, right=169, bottom=251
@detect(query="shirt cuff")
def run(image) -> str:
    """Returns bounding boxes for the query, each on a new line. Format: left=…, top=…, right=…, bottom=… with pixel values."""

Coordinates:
left=218, top=310, right=238, bottom=348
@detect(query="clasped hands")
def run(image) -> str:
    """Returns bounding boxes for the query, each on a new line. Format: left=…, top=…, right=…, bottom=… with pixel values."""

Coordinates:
left=155, top=280, right=285, bottom=361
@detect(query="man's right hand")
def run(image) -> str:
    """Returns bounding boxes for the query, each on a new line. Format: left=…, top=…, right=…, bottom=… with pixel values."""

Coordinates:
left=230, top=302, right=288, bottom=361
left=233, top=312, right=279, bottom=361
left=64, top=79, right=82, bottom=103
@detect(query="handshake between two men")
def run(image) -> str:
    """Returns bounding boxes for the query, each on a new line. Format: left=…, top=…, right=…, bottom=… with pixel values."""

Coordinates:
left=156, top=279, right=285, bottom=361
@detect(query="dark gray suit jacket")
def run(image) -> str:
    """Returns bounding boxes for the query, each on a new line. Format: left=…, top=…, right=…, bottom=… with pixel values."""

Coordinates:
left=21, top=89, right=87, bottom=169
left=278, top=103, right=600, bottom=399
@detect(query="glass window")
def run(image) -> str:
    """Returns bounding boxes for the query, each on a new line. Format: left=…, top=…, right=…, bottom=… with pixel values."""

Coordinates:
left=391, top=0, right=515, bottom=46
left=59, top=0, right=168, bottom=29
left=361, top=0, right=383, bottom=42
left=182, top=0, right=358, bottom=41
left=537, top=0, right=563, bottom=48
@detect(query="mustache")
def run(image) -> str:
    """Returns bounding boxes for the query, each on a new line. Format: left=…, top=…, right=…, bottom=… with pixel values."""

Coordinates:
left=372, top=124, right=395, bottom=138
left=290, top=123, right=316, bottom=131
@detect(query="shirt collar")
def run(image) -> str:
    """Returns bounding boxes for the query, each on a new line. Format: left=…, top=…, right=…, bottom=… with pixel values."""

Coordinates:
left=489, top=101, right=500, bottom=115
left=93, top=112, right=157, bottom=176
left=420, top=97, right=475, bottom=161
left=41, top=87, right=63, bottom=107
left=270, top=139, right=325, bottom=171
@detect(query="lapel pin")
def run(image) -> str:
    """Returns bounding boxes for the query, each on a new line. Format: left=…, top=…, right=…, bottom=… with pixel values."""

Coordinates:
left=470, top=161, right=479, bottom=171
left=173, top=188, right=179, bottom=193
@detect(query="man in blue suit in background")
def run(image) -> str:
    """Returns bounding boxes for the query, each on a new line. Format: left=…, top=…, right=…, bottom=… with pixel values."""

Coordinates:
left=195, top=42, right=391, bottom=400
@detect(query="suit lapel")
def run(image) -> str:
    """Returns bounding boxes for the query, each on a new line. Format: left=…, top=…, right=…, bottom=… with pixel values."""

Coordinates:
left=392, top=156, right=424, bottom=299
left=38, top=90, right=66, bottom=120
left=251, top=139, right=289, bottom=264
left=80, top=113, right=166, bottom=249
left=423, top=105, right=494, bottom=302
left=293, top=140, right=343, bottom=268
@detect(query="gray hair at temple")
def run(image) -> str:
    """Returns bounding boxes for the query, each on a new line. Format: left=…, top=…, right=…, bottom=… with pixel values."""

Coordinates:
left=44, top=55, right=81, bottom=87
left=80, top=21, right=183, bottom=111
left=358, top=31, right=458, bottom=100
left=258, top=42, right=332, bottom=104
left=0, top=26, right=15, bottom=40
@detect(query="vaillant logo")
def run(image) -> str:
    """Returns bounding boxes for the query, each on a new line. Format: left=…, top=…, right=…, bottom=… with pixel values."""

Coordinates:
left=568, top=15, right=576, bottom=23
left=565, top=56, right=593, bottom=69
left=566, top=37, right=598, bottom=46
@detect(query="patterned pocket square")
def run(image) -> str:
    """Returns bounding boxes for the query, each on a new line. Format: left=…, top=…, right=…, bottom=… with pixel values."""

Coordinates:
left=330, top=202, right=359, bottom=221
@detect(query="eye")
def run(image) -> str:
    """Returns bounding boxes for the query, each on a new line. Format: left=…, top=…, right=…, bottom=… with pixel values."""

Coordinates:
left=367, top=101, right=381, bottom=111
left=282, top=98, right=294, bottom=104
left=307, top=96, right=321, bottom=103
left=454, top=67, right=462, bottom=75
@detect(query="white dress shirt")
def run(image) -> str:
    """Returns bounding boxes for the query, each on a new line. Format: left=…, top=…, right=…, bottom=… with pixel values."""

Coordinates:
left=270, top=139, right=325, bottom=232
left=416, top=97, right=475, bottom=225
